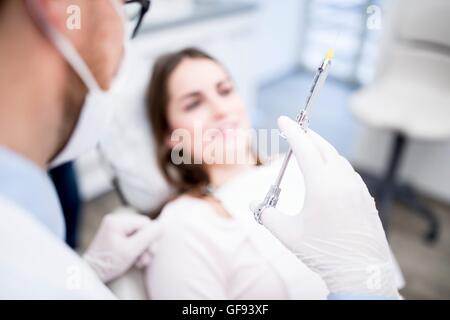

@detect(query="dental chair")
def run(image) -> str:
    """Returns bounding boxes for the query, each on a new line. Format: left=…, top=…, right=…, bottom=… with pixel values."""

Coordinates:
left=350, top=0, right=450, bottom=242
left=97, top=51, right=173, bottom=300
left=99, top=105, right=171, bottom=299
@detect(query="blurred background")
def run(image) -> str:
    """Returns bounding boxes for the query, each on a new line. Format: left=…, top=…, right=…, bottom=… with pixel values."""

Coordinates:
left=51, top=0, right=450, bottom=299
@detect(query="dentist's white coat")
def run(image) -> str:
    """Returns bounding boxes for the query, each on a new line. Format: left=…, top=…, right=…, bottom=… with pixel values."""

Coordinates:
left=0, top=196, right=115, bottom=299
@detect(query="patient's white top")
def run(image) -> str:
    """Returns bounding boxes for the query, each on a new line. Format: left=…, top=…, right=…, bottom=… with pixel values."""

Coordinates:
left=146, top=157, right=329, bottom=299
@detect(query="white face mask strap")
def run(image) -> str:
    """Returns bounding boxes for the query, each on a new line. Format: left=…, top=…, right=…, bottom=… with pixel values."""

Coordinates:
left=111, top=0, right=127, bottom=22
left=25, top=0, right=102, bottom=92
left=111, top=0, right=133, bottom=44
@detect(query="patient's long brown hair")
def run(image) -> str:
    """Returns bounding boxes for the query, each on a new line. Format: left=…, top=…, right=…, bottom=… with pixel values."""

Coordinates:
left=147, top=47, right=260, bottom=201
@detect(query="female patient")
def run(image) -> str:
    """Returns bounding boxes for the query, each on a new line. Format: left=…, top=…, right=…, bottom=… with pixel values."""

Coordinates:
left=145, top=48, right=328, bottom=299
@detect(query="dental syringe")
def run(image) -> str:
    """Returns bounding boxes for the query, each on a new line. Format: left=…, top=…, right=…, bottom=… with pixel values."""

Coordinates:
left=253, top=48, right=334, bottom=224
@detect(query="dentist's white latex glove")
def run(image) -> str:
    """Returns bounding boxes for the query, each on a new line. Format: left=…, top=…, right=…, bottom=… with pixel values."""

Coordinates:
left=83, top=207, right=161, bottom=283
left=253, top=116, right=399, bottom=298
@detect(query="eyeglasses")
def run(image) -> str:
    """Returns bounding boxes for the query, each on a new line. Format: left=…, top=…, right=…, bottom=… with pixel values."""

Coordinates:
left=124, top=0, right=151, bottom=39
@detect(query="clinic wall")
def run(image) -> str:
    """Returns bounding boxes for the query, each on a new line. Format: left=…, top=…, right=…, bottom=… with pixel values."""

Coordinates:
left=352, top=127, right=450, bottom=204
left=254, top=0, right=306, bottom=85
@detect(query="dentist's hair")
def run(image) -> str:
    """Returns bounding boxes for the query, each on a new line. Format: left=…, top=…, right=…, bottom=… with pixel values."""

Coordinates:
left=146, top=48, right=218, bottom=196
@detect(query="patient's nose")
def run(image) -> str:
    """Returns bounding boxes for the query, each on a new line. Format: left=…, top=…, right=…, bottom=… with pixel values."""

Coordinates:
left=209, top=96, right=228, bottom=119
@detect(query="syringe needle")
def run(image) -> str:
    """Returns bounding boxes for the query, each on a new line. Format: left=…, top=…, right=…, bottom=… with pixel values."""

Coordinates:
left=252, top=48, right=335, bottom=224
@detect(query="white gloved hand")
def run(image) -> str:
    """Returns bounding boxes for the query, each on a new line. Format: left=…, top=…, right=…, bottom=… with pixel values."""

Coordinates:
left=83, top=207, right=161, bottom=283
left=253, top=116, right=399, bottom=298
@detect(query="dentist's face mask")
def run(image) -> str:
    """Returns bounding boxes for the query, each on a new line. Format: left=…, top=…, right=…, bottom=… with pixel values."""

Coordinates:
left=26, top=0, right=131, bottom=168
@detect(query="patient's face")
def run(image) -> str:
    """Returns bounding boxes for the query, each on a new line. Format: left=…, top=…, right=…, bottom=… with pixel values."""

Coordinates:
left=166, top=58, right=251, bottom=164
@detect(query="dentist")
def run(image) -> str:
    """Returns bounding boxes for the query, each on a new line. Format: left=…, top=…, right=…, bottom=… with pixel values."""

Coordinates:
left=0, top=0, right=157, bottom=298
left=0, top=0, right=398, bottom=299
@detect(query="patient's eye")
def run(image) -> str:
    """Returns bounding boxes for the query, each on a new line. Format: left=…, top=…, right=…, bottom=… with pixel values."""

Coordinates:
left=218, top=81, right=234, bottom=96
left=184, top=99, right=201, bottom=111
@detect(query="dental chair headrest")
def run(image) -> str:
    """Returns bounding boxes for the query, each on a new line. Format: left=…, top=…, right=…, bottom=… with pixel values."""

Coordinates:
left=99, top=53, right=173, bottom=214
